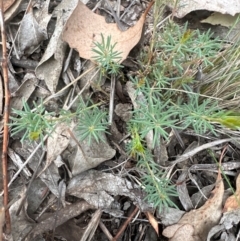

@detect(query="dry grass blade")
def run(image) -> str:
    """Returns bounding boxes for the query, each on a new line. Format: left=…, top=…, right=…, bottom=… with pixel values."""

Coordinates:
left=201, top=35, right=240, bottom=109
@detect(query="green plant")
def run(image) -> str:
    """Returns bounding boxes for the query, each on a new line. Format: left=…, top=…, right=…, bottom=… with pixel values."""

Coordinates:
left=10, top=99, right=55, bottom=142
left=91, top=32, right=180, bottom=211
left=130, top=85, right=178, bottom=146
left=125, top=14, right=240, bottom=210
left=139, top=155, right=178, bottom=211
left=127, top=125, right=178, bottom=211
left=92, top=34, right=123, bottom=75
left=10, top=34, right=123, bottom=145
left=10, top=98, right=109, bottom=144
left=177, top=94, right=220, bottom=135
left=10, top=15, right=240, bottom=214
left=76, top=103, right=109, bottom=144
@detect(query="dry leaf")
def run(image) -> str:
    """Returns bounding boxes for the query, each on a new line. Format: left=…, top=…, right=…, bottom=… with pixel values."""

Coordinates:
left=62, top=1, right=154, bottom=63
left=201, top=13, right=239, bottom=27
left=167, top=0, right=240, bottom=18
left=35, top=0, right=78, bottom=93
left=38, top=122, right=71, bottom=176
left=27, top=201, right=95, bottom=240
left=16, top=9, right=48, bottom=57
left=3, top=0, right=16, bottom=11
left=8, top=148, right=31, bottom=179
left=10, top=189, right=33, bottom=241
left=145, top=212, right=159, bottom=235
left=67, top=170, right=150, bottom=211
left=10, top=73, right=39, bottom=115
left=163, top=171, right=224, bottom=241
left=4, top=0, right=24, bottom=23
left=206, top=209, right=240, bottom=240
left=64, top=129, right=116, bottom=176
left=223, top=173, right=240, bottom=212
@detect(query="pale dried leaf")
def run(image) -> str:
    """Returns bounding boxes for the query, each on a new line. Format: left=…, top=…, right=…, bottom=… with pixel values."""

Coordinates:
left=8, top=148, right=32, bottom=179
left=10, top=73, right=39, bottom=115
left=206, top=209, right=240, bottom=241
left=17, top=9, right=48, bottom=57
left=3, top=0, right=15, bottom=11
left=168, top=0, right=240, bottom=18
left=65, top=130, right=115, bottom=176
left=201, top=13, right=239, bottom=27
left=164, top=224, right=197, bottom=241
left=34, top=0, right=52, bottom=31
left=157, top=208, right=185, bottom=226
left=62, top=1, right=152, bottom=62
left=223, top=173, right=240, bottom=212
left=163, top=172, right=224, bottom=241
left=38, top=122, right=71, bottom=176
left=35, top=0, right=78, bottom=93
left=67, top=170, right=150, bottom=210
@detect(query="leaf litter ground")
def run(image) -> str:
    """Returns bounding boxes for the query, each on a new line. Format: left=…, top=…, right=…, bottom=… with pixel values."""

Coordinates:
left=3, top=0, right=240, bottom=241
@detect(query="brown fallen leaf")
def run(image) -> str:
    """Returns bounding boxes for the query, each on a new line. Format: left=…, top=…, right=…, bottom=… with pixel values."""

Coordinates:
left=163, top=169, right=224, bottom=241
left=3, top=0, right=16, bottom=11
left=62, top=1, right=154, bottom=63
left=4, top=0, right=24, bottom=23
left=223, top=173, right=240, bottom=212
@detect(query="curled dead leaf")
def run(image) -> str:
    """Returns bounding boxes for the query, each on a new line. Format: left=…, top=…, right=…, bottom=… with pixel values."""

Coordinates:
left=163, top=171, right=224, bottom=241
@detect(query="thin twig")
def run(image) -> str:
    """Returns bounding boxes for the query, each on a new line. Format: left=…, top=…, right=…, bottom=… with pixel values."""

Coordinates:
left=0, top=0, right=11, bottom=234
left=112, top=206, right=139, bottom=241
left=108, top=74, right=116, bottom=125
left=4, top=135, right=48, bottom=189
left=171, top=138, right=240, bottom=166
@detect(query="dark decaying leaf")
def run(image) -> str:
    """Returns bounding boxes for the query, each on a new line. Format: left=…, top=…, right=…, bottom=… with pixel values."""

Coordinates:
left=26, top=201, right=95, bottom=240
